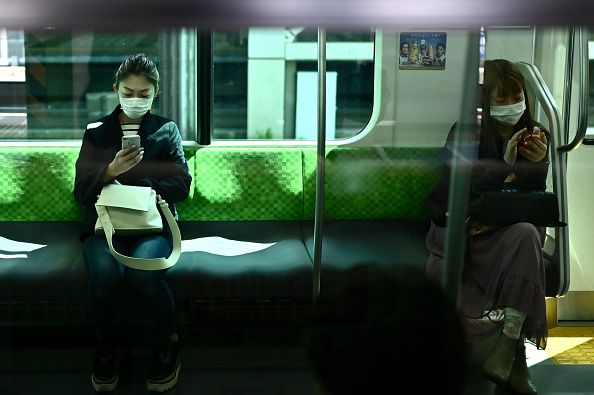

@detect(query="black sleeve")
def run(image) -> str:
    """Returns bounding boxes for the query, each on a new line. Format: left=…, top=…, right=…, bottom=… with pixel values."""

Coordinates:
left=134, top=122, right=192, bottom=204
left=428, top=123, right=550, bottom=226
left=471, top=126, right=550, bottom=194
left=470, top=160, right=512, bottom=196
left=427, top=166, right=450, bottom=227
left=73, top=129, right=112, bottom=207
left=427, top=123, right=459, bottom=226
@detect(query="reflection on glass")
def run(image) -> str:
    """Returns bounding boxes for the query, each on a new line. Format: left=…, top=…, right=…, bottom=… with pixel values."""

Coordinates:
left=212, top=28, right=375, bottom=140
left=0, top=29, right=197, bottom=140
left=0, top=27, right=373, bottom=142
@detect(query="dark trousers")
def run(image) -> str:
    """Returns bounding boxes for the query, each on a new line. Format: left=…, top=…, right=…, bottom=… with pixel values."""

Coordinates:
left=84, top=233, right=176, bottom=341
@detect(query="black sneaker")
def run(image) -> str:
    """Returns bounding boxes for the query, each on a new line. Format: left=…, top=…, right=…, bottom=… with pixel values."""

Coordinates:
left=147, top=338, right=181, bottom=392
left=91, top=343, right=118, bottom=392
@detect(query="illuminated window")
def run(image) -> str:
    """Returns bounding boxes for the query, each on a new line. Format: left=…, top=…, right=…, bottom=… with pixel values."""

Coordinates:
left=0, top=28, right=374, bottom=142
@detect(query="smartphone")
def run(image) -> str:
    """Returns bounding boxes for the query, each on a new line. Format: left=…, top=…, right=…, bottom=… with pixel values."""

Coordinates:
left=520, top=127, right=540, bottom=148
left=122, top=135, right=141, bottom=150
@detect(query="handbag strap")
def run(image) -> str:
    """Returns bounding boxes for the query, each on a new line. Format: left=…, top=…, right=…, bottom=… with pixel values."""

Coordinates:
left=95, top=196, right=181, bottom=271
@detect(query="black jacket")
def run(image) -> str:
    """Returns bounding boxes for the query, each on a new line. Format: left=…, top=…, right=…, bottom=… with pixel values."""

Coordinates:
left=74, top=106, right=192, bottom=241
left=427, top=122, right=550, bottom=227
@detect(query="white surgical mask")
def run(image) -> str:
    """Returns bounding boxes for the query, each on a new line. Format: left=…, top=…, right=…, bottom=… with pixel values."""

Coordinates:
left=120, top=97, right=153, bottom=119
left=490, top=100, right=526, bottom=126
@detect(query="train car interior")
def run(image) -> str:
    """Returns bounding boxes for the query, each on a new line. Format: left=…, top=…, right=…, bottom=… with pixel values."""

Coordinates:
left=3, top=1, right=594, bottom=394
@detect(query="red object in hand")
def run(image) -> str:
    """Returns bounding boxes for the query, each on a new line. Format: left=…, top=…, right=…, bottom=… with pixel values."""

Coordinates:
left=520, top=129, right=540, bottom=149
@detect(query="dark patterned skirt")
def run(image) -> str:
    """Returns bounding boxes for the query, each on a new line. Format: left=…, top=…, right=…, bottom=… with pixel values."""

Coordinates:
left=425, top=221, right=547, bottom=349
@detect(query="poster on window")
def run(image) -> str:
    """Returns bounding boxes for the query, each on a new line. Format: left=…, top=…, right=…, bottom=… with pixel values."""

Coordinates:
left=398, top=32, right=447, bottom=70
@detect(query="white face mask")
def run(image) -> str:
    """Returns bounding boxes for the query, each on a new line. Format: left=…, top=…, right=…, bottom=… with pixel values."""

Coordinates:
left=490, top=100, right=526, bottom=126
left=120, top=97, right=153, bottom=119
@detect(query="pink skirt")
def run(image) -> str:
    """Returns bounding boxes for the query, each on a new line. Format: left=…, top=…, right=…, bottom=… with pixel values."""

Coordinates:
left=425, top=221, right=547, bottom=349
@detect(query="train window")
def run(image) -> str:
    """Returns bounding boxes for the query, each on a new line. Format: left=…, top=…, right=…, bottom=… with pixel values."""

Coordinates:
left=0, top=29, right=198, bottom=141
left=0, top=29, right=26, bottom=138
left=212, top=28, right=374, bottom=140
left=0, top=28, right=373, bottom=142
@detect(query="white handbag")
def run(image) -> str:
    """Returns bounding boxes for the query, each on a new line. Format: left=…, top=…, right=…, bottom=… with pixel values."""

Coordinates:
left=94, top=182, right=181, bottom=271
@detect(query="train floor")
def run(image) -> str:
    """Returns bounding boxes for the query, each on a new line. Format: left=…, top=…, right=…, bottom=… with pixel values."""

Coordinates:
left=1, top=322, right=594, bottom=395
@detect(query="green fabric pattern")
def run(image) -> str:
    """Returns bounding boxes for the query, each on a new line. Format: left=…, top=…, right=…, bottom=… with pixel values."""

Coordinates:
left=0, top=147, right=83, bottom=221
left=0, top=147, right=196, bottom=222
left=0, top=146, right=441, bottom=222
left=305, top=147, right=443, bottom=220
left=182, top=148, right=304, bottom=221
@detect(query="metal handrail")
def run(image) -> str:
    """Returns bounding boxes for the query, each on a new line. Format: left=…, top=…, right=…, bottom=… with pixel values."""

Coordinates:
left=198, top=32, right=213, bottom=146
left=516, top=61, right=569, bottom=295
left=442, top=30, right=480, bottom=304
left=312, top=27, right=326, bottom=304
left=558, top=26, right=589, bottom=153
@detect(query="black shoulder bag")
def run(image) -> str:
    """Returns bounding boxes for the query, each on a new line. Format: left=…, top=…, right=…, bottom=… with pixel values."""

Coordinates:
left=468, top=189, right=566, bottom=227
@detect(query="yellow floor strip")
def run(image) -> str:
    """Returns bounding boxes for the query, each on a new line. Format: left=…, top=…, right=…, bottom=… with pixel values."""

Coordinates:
left=545, top=327, right=594, bottom=364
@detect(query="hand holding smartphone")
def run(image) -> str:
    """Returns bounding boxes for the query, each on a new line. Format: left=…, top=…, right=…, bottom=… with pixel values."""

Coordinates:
left=122, top=135, right=141, bottom=150
left=519, top=127, right=542, bottom=149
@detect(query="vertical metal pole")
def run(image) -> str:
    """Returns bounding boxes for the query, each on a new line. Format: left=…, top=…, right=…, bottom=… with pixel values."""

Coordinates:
left=562, top=26, right=575, bottom=147
left=198, top=31, right=212, bottom=145
left=443, top=31, right=480, bottom=304
left=312, top=27, right=326, bottom=304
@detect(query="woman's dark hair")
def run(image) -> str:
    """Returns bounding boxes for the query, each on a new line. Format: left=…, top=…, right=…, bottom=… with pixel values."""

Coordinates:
left=480, top=59, right=534, bottom=158
left=114, top=53, right=160, bottom=93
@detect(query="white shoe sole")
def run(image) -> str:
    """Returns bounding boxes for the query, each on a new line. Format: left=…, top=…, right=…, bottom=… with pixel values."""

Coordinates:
left=91, top=374, right=118, bottom=392
left=147, top=360, right=181, bottom=392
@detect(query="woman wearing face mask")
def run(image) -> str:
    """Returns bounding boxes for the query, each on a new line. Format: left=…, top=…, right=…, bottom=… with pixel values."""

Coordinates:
left=74, top=53, right=191, bottom=393
left=425, top=59, right=548, bottom=395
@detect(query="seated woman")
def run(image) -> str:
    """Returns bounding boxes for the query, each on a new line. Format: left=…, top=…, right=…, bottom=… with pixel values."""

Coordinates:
left=425, top=59, right=549, bottom=395
left=74, top=53, right=192, bottom=393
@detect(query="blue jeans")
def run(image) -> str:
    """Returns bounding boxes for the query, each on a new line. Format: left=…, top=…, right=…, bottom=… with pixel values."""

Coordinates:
left=84, top=233, right=176, bottom=340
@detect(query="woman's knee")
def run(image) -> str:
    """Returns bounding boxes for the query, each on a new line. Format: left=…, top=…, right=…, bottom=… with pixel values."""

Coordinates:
left=505, top=223, right=545, bottom=275
left=131, top=235, right=172, bottom=260
left=84, top=236, right=125, bottom=287
left=509, top=223, right=542, bottom=246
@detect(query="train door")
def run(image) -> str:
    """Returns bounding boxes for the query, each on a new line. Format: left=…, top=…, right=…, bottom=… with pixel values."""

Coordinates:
left=484, top=27, right=590, bottom=309
left=557, top=27, right=594, bottom=320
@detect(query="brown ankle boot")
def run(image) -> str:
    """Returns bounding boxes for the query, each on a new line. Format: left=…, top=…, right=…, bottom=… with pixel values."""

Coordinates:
left=506, top=345, right=537, bottom=395
left=481, top=334, right=518, bottom=385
